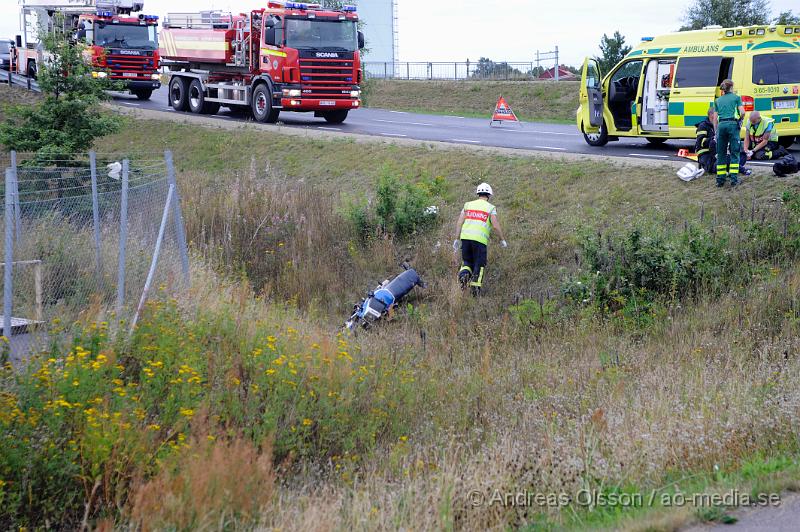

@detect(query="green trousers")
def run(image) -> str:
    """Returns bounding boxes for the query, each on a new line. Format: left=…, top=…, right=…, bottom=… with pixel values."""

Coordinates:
left=716, top=121, right=741, bottom=185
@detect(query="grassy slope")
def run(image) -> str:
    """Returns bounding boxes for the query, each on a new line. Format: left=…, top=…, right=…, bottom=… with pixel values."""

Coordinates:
left=5, top=92, right=800, bottom=530
left=363, top=79, right=579, bottom=123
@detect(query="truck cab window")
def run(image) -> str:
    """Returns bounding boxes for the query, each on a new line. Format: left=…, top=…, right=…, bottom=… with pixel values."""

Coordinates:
left=608, top=59, right=643, bottom=131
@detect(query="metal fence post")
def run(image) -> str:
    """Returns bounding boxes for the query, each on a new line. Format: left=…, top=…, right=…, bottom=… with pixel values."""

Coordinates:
left=116, top=160, right=129, bottom=314
left=165, top=151, right=190, bottom=286
left=10, top=152, right=19, bottom=243
left=406, top=62, right=410, bottom=80
left=4, top=168, right=15, bottom=338
left=89, top=151, right=102, bottom=277
left=131, top=184, right=174, bottom=332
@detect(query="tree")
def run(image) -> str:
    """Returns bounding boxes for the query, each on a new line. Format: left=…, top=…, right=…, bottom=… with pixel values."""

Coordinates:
left=0, top=16, right=120, bottom=164
left=681, top=0, right=770, bottom=30
left=774, top=10, right=800, bottom=24
left=595, top=32, right=632, bottom=75
left=470, top=58, right=524, bottom=80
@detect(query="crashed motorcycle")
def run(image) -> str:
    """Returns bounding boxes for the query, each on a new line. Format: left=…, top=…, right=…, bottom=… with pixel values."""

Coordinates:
left=345, top=266, right=425, bottom=331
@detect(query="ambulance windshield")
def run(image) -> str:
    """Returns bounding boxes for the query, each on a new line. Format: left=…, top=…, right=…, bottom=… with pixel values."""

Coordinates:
left=285, top=19, right=357, bottom=52
left=95, top=23, right=158, bottom=50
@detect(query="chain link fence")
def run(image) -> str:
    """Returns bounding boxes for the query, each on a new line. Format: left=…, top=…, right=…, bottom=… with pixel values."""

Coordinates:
left=1, top=150, right=190, bottom=349
left=362, top=51, right=572, bottom=81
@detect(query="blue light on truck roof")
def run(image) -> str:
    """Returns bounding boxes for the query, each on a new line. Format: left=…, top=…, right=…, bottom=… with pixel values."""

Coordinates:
left=97, top=10, right=113, bottom=17
left=342, top=5, right=357, bottom=11
left=641, top=36, right=654, bottom=41
left=285, top=2, right=308, bottom=8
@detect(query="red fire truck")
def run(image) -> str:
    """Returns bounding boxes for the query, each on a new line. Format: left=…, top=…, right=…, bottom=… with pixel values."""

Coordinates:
left=16, top=1, right=161, bottom=100
left=160, top=2, right=364, bottom=124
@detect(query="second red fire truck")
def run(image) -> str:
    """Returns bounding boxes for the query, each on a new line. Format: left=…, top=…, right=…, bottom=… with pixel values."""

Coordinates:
left=160, top=2, right=364, bottom=124
left=16, top=1, right=161, bottom=100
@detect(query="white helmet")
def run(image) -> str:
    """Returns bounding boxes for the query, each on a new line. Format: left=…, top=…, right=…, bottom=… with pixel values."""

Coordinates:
left=476, top=183, right=493, bottom=196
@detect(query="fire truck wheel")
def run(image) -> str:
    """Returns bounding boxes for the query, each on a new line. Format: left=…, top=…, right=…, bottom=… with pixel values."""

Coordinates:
left=322, top=110, right=349, bottom=124
left=169, top=77, right=189, bottom=112
left=132, top=89, right=153, bottom=101
left=188, top=79, right=208, bottom=114
left=252, top=84, right=280, bottom=124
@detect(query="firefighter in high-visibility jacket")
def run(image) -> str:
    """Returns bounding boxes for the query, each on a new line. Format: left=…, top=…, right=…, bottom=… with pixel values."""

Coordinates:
left=453, top=183, right=507, bottom=295
left=740, top=111, right=780, bottom=173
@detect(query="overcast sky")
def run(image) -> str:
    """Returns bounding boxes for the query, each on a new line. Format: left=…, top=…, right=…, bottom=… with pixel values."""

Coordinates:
left=1, top=0, right=797, bottom=66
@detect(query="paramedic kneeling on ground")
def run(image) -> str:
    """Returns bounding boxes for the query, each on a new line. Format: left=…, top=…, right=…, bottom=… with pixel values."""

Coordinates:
left=453, top=183, right=507, bottom=296
left=740, top=111, right=781, bottom=174
left=714, top=79, right=745, bottom=188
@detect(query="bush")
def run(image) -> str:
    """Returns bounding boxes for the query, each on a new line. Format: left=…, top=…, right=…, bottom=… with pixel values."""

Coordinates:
left=0, top=293, right=425, bottom=528
left=346, top=167, right=441, bottom=241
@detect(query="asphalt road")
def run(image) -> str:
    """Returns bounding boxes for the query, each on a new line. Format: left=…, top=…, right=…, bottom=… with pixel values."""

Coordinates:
left=687, top=494, right=800, bottom=532
left=112, top=85, right=799, bottom=166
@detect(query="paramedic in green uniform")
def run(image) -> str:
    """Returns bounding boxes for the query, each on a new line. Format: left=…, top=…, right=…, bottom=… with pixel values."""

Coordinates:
left=713, top=79, right=745, bottom=188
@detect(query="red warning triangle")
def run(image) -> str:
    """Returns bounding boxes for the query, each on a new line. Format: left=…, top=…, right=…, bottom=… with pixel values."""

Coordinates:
left=491, top=96, right=520, bottom=123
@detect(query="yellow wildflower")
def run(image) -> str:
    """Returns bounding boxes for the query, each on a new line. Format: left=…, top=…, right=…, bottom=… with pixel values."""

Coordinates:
left=302, top=418, right=312, bottom=426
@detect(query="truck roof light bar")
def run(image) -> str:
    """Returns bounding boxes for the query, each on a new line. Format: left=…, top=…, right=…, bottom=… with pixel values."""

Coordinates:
left=641, top=37, right=654, bottom=42
left=97, top=10, right=114, bottom=17
left=342, top=5, right=357, bottom=11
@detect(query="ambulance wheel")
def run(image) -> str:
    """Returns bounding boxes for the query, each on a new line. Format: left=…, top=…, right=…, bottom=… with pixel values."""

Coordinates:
left=252, top=84, right=280, bottom=124
left=132, top=89, right=152, bottom=101
left=322, top=110, right=349, bottom=124
left=169, top=77, right=189, bottom=112
left=188, top=79, right=208, bottom=114
left=582, top=121, right=608, bottom=147
left=779, top=136, right=796, bottom=149
left=646, top=137, right=667, bottom=146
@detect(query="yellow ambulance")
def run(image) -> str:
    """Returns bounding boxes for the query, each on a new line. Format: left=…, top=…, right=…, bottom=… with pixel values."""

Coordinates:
left=577, top=25, right=800, bottom=148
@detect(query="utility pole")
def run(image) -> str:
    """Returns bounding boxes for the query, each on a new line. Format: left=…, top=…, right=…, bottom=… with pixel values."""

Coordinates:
left=555, top=46, right=560, bottom=82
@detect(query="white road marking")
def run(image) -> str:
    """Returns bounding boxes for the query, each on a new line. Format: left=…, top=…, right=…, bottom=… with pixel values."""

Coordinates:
left=373, top=118, right=434, bottom=126
left=629, top=153, right=670, bottom=158
left=381, top=133, right=408, bottom=137
left=500, top=129, right=577, bottom=136
left=533, top=146, right=567, bottom=151
left=122, top=102, right=140, bottom=106
left=388, top=110, right=408, bottom=114
left=451, top=139, right=481, bottom=144
left=163, top=108, right=175, bottom=112
left=318, top=126, right=343, bottom=131
left=748, top=161, right=774, bottom=166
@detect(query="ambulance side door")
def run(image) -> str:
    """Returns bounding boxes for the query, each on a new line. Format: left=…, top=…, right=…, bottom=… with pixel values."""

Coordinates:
left=670, top=55, right=731, bottom=138
left=580, top=57, right=604, bottom=133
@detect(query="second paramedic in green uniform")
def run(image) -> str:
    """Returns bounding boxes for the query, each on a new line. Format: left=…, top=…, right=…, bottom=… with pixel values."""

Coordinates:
left=713, top=79, right=745, bottom=188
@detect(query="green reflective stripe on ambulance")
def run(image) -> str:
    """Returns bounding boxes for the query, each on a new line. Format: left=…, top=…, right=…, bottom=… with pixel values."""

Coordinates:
left=647, top=48, right=663, bottom=55
left=772, top=114, right=799, bottom=123
left=628, top=50, right=643, bottom=57
left=662, top=47, right=681, bottom=54
left=754, top=98, right=772, bottom=111
left=669, top=102, right=685, bottom=115
left=684, top=115, right=708, bottom=127
left=749, top=41, right=797, bottom=50
left=721, top=45, right=743, bottom=52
